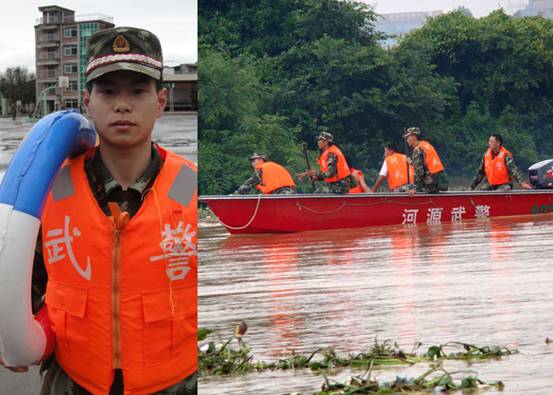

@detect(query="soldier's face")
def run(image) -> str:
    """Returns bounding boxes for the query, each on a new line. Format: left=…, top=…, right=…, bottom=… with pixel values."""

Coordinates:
left=83, top=70, right=167, bottom=149
left=488, top=136, right=500, bottom=152
left=406, top=135, right=417, bottom=148
left=317, top=139, right=328, bottom=150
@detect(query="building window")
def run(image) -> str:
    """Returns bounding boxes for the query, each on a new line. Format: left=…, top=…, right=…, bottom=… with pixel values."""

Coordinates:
left=45, top=11, right=60, bottom=24
left=64, top=27, right=77, bottom=38
left=79, top=23, right=99, bottom=93
left=64, top=64, right=78, bottom=74
left=65, top=100, right=79, bottom=109
left=64, top=46, right=78, bottom=56
left=67, top=80, right=79, bottom=91
left=47, top=48, right=59, bottom=60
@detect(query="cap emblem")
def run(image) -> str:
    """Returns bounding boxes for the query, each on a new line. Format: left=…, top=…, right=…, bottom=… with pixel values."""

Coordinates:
left=112, top=35, right=130, bottom=53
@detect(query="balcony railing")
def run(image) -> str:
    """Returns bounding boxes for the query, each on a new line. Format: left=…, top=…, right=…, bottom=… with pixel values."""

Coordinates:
left=36, top=15, right=75, bottom=25
left=37, top=73, right=59, bottom=80
left=75, top=13, right=113, bottom=23
left=37, top=54, right=60, bottom=62
left=36, top=13, right=113, bottom=25
left=38, top=35, right=60, bottom=43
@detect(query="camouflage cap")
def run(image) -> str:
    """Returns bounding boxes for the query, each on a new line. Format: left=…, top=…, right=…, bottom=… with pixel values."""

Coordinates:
left=316, top=132, right=334, bottom=142
left=249, top=153, right=267, bottom=161
left=403, top=127, right=421, bottom=138
left=85, top=26, right=163, bottom=83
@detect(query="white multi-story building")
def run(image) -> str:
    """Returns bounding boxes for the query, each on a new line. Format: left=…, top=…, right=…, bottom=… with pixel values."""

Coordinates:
left=376, top=11, right=443, bottom=47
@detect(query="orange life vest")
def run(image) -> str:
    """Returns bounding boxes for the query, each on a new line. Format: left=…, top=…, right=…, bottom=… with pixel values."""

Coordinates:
left=255, top=161, right=295, bottom=194
left=41, top=146, right=197, bottom=395
left=416, top=140, right=445, bottom=174
left=348, top=168, right=365, bottom=193
left=317, top=145, right=350, bottom=183
left=484, top=146, right=512, bottom=186
left=385, top=153, right=414, bottom=190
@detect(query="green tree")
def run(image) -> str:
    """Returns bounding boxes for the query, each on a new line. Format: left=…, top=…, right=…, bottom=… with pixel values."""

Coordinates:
left=0, top=66, right=35, bottom=107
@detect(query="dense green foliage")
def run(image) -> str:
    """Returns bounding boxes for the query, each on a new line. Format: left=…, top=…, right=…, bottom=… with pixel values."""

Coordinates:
left=199, top=1, right=553, bottom=194
left=0, top=66, right=35, bottom=110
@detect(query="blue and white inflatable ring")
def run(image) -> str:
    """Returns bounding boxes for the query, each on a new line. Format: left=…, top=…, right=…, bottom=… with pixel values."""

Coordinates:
left=0, top=110, right=96, bottom=366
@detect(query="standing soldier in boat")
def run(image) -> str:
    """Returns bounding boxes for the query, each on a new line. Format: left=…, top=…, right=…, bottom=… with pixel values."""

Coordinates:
left=403, top=127, right=448, bottom=195
left=297, top=132, right=354, bottom=194
left=235, top=153, right=296, bottom=194
left=372, top=143, right=414, bottom=192
left=470, top=134, right=532, bottom=191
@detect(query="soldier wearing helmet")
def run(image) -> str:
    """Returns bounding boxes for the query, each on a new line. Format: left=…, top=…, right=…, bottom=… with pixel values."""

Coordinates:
left=235, top=153, right=296, bottom=194
left=297, top=132, right=354, bottom=194
left=403, top=127, right=448, bottom=196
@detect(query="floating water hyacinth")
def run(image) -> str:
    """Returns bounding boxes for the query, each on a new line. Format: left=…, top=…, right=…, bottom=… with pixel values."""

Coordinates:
left=307, top=365, right=505, bottom=395
left=198, top=323, right=518, bottom=377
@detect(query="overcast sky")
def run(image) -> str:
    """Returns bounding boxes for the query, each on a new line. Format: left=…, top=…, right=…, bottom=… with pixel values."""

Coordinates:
left=0, top=1, right=530, bottom=72
left=368, top=0, right=528, bottom=17
left=0, top=0, right=197, bottom=72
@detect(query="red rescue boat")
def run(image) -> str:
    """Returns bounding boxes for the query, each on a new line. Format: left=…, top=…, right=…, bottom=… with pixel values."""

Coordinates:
left=200, top=190, right=553, bottom=234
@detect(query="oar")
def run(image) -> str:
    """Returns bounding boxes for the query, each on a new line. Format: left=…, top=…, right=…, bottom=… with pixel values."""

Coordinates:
left=303, top=142, right=316, bottom=192
left=404, top=134, right=412, bottom=186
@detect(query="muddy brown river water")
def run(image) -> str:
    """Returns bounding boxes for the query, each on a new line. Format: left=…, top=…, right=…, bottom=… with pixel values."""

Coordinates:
left=199, top=215, right=553, bottom=394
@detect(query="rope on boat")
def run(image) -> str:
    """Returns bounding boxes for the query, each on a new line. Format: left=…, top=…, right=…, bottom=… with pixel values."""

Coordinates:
left=296, top=200, right=347, bottom=214
left=218, top=194, right=263, bottom=230
left=296, top=198, right=436, bottom=214
left=347, top=198, right=437, bottom=207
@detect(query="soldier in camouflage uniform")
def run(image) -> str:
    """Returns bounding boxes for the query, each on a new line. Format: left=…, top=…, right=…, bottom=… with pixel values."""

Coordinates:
left=297, top=132, right=355, bottom=194
left=404, top=127, right=448, bottom=195
left=235, top=153, right=296, bottom=194
left=0, top=27, right=197, bottom=395
left=471, top=134, right=532, bottom=191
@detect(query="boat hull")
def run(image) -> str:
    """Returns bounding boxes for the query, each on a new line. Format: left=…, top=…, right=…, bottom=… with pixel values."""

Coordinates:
left=200, top=191, right=553, bottom=234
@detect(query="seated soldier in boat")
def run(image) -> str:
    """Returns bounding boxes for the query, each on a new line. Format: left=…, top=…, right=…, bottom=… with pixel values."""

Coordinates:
left=372, top=143, right=414, bottom=192
left=403, top=127, right=448, bottom=196
left=344, top=155, right=370, bottom=193
left=235, top=153, right=296, bottom=194
left=470, top=134, right=532, bottom=191
left=348, top=167, right=370, bottom=193
left=297, top=132, right=355, bottom=194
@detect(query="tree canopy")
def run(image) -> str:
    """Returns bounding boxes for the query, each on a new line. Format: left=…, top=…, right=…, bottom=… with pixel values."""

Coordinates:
left=0, top=66, right=35, bottom=107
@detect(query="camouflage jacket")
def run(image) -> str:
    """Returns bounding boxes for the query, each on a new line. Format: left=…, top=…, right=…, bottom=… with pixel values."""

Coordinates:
left=410, top=145, right=448, bottom=192
left=235, top=168, right=263, bottom=194
left=411, top=145, right=431, bottom=189
left=316, top=152, right=338, bottom=180
left=471, top=151, right=525, bottom=188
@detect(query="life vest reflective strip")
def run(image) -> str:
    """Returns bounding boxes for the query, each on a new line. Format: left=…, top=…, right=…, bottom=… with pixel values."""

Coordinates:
left=385, top=153, right=414, bottom=190
left=417, top=141, right=444, bottom=174
left=254, top=161, right=296, bottom=194
left=348, top=169, right=365, bottom=193
left=484, top=146, right=512, bottom=186
left=41, top=146, right=197, bottom=395
left=317, top=145, right=350, bottom=183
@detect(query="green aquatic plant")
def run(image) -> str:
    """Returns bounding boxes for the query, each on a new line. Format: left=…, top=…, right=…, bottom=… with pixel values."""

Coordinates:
left=198, top=324, right=517, bottom=377
left=311, top=365, right=504, bottom=395
left=424, top=341, right=518, bottom=361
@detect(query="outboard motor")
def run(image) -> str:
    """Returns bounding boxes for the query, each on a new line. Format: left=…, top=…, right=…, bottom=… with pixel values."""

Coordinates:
left=529, top=159, right=553, bottom=189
